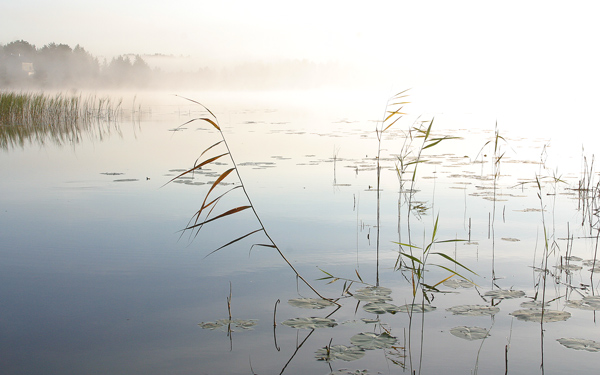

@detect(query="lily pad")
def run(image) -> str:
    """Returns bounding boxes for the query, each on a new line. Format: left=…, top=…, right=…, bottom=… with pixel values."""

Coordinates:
left=315, top=345, right=366, bottom=362
left=197, top=321, right=223, bottom=330
left=328, top=370, right=371, bottom=375
left=281, top=317, right=337, bottom=329
left=554, top=264, right=583, bottom=271
left=396, top=304, right=436, bottom=313
left=198, top=318, right=258, bottom=331
left=353, top=286, right=393, bottom=302
left=484, top=289, right=525, bottom=300
left=355, top=286, right=392, bottom=295
left=350, top=332, right=397, bottom=350
left=557, top=337, right=600, bottom=352
left=353, top=294, right=393, bottom=302
left=363, top=301, right=399, bottom=314
left=361, top=318, right=379, bottom=324
left=509, top=309, right=571, bottom=322
left=442, top=279, right=474, bottom=289
left=565, top=296, right=600, bottom=310
left=520, top=300, right=549, bottom=309
left=450, top=326, right=490, bottom=341
left=288, top=298, right=336, bottom=309
left=446, top=304, right=500, bottom=316
left=565, top=256, right=583, bottom=262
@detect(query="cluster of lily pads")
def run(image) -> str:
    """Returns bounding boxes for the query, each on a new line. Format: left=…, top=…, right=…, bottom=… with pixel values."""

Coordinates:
left=354, top=286, right=436, bottom=315
left=283, top=292, right=402, bottom=362
left=444, top=281, right=600, bottom=351
left=314, top=332, right=398, bottom=362
left=198, top=281, right=600, bottom=364
left=554, top=256, right=600, bottom=273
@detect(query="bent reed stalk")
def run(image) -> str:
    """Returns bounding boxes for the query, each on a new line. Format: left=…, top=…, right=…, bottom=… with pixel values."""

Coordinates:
left=168, top=95, right=334, bottom=302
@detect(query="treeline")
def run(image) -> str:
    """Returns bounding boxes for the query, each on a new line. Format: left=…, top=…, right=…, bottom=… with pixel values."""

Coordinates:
left=0, top=40, right=151, bottom=88
left=0, top=40, right=363, bottom=90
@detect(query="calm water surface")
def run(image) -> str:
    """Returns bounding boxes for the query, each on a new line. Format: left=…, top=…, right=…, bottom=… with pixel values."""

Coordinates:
left=1, top=90, right=599, bottom=374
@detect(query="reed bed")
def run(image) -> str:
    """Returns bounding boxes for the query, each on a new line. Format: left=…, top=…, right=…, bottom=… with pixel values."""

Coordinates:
left=0, top=91, right=123, bottom=149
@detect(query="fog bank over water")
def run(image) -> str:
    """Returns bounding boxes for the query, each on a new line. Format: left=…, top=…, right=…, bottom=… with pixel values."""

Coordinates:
left=0, top=40, right=379, bottom=91
left=3, top=0, right=600, bottom=148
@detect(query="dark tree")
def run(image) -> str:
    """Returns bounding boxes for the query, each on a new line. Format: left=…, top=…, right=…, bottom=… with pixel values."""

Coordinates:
left=1, top=40, right=37, bottom=86
left=36, top=43, right=74, bottom=86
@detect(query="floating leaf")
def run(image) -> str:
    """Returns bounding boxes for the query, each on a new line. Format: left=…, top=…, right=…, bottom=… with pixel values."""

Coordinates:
left=565, top=296, right=600, bottom=311
left=397, top=304, right=436, bottom=313
left=442, top=279, right=474, bottom=289
left=198, top=321, right=222, bottom=330
left=353, top=294, right=392, bottom=302
left=288, top=298, right=336, bottom=309
left=361, top=318, right=379, bottom=324
left=353, top=286, right=393, bottom=302
left=557, top=338, right=600, bottom=352
left=363, top=301, right=399, bottom=314
left=450, top=326, right=490, bottom=341
left=281, top=317, right=337, bottom=329
left=315, top=345, right=366, bottom=362
left=565, top=256, right=583, bottom=262
left=228, top=319, right=258, bottom=330
left=350, top=332, right=397, bottom=350
left=484, top=289, right=525, bottom=300
left=554, top=264, right=582, bottom=271
left=355, top=286, right=392, bottom=296
left=520, top=300, right=549, bottom=309
left=446, top=304, right=500, bottom=316
left=328, top=370, right=371, bottom=375
left=509, top=309, right=571, bottom=322
left=198, top=318, right=257, bottom=331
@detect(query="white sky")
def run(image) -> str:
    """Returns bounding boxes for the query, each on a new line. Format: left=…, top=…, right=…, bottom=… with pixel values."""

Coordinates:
left=3, top=0, right=600, bottom=136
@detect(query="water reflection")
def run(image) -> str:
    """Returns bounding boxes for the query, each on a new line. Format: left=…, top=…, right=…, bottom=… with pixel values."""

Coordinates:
left=0, top=92, right=141, bottom=150
left=184, top=97, right=600, bottom=374
left=3, top=90, right=600, bottom=374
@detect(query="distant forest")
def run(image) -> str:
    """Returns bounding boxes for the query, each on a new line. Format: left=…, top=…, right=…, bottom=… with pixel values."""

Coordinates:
left=0, top=40, right=362, bottom=90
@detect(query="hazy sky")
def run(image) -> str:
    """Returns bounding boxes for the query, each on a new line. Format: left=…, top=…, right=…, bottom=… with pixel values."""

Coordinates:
left=3, top=0, right=600, bottom=132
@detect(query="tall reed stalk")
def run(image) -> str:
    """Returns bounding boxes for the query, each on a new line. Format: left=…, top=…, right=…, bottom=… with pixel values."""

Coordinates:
left=374, top=89, right=410, bottom=285
left=168, top=96, right=332, bottom=302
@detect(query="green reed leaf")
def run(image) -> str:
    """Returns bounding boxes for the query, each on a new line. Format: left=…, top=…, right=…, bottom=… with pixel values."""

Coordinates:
left=431, top=252, right=477, bottom=275
left=397, top=252, right=423, bottom=265
left=433, top=264, right=474, bottom=284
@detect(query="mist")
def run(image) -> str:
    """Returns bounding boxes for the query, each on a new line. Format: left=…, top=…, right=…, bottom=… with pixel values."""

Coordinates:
left=3, top=0, right=600, bottom=138
left=0, top=40, right=383, bottom=91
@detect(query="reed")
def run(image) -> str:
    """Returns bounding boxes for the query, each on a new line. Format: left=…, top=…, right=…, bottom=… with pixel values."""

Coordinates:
left=318, top=93, right=473, bottom=299
left=395, top=214, right=475, bottom=299
left=389, top=113, right=466, bottom=298
left=374, top=89, right=410, bottom=285
left=168, top=95, right=333, bottom=302
left=0, top=91, right=123, bottom=150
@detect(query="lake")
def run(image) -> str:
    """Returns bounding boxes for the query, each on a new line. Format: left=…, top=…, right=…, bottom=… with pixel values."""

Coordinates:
left=1, top=89, right=600, bottom=374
